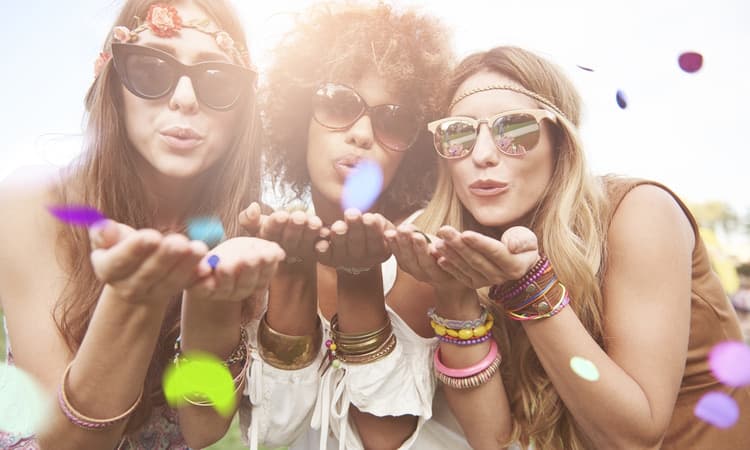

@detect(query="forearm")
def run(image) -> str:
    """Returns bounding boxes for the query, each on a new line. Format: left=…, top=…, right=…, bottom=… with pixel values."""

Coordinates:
left=435, top=288, right=512, bottom=449
left=524, top=308, right=665, bottom=448
left=337, top=268, right=416, bottom=446
left=266, top=263, right=318, bottom=334
left=177, top=296, right=245, bottom=448
left=38, top=286, right=168, bottom=450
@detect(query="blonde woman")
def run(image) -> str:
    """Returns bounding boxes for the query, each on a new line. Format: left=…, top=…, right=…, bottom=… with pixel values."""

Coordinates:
left=387, top=46, right=749, bottom=449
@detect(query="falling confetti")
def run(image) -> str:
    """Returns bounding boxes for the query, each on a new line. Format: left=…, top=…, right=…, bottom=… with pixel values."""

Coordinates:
left=576, top=65, right=595, bottom=72
left=207, top=254, right=220, bottom=270
left=341, top=159, right=383, bottom=212
left=708, top=341, right=750, bottom=387
left=615, top=90, right=628, bottom=109
left=0, top=363, right=53, bottom=436
left=163, top=352, right=236, bottom=417
left=187, top=216, right=225, bottom=248
left=47, top=205, right=106, bottom=227
left=570, top=356, right=600, bottom=381
left=678, top=51, right=703, bottom=73
left=694, top=391, right=739, bottom=428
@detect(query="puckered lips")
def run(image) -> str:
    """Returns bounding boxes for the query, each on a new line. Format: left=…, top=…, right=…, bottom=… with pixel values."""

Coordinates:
left=334, top=154, right=364, bottom=179
left=159, top=126, right=204, bottom=151
left=468, top=179, right=509, bottom=197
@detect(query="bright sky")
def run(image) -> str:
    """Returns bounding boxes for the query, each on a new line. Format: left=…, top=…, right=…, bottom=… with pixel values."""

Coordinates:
left=1, top=0, right=749, bottom=214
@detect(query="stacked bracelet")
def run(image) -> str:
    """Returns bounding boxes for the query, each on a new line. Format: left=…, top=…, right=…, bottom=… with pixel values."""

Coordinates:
left=58, top=362, right=142, bottom=430
left=489, top=256, right=549, bottom=302
left=433, top=340, right=502, bottom=390
left=430, top=311, right=494, bottom=342
left=325, top=315, right=396, bottom=367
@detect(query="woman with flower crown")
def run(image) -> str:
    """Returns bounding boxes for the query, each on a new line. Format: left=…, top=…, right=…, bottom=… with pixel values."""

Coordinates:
left=0, top=1, right=283, bottom=449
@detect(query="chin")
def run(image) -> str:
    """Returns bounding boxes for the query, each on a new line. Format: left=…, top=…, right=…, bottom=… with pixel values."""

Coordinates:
left=467, top=204, right=521, bottom=229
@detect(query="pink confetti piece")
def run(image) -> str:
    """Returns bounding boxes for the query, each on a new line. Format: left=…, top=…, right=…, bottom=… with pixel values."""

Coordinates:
left=694, top=391, right=739, bottom=429
left=47, top=205, right=106, bottom=227
left=678, top=51, right=703, bottom=73
left=709, top=341, right=750, bottom=387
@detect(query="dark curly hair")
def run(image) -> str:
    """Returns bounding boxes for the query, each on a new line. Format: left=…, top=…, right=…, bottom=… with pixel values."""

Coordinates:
left=262, top=1, right=454, bottom=218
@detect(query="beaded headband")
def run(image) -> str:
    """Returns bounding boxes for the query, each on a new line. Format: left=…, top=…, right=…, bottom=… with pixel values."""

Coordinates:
left=449, top=84, right=568, bottom=121
left=94, top=3, right=251, bottom=77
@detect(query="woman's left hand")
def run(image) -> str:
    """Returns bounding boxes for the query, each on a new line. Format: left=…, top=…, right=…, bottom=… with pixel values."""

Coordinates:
left=185, top=236, right=286, bottom=305
left=315, top=209, right=394, bottom=271
left=432, top=225, right=541, bottom=288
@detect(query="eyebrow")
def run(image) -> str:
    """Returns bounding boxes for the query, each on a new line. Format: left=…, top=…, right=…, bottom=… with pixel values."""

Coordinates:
left=146, top=43, right=231, bottom=64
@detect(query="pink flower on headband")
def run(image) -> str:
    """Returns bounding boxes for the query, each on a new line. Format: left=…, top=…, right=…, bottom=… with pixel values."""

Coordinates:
left=215, top=31, right=234, bottom=52
left=146, top=3, right=182, bottom=37
left=94, top=52, right=111, bottom=77
left=112, top=26, right=132, bottom=43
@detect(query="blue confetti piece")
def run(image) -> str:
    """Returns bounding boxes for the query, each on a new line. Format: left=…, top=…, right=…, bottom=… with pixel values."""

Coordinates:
left=187, top=216, right=225, bottom=248
left=616, top=90, right=628, bottom=109
left=47, top=205, right=106, bottom=227
left=207, top=254, right=220, bottom=270
left=341, top=159, right=383, bottom=212
left=694, top=391, right=739, bottom=429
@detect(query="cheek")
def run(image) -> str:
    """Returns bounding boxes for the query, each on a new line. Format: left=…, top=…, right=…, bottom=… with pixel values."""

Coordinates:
left=379, top=152, right=406, bottom=189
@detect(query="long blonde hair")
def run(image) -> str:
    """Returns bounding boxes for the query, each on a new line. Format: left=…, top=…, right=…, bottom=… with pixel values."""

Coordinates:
left=417, top=46, right=607, bottom=449
left=54, top=0, right=260, bottom=433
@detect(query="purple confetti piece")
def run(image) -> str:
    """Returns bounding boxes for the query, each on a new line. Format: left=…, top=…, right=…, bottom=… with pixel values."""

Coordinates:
left=576, top=65, right=594, bottom=72
left=207, top=254, right=220, bottom=270
left=694, top=391, right=739, bottom=428
left=678, top=51, right=703, bottom=73
left=709, top=341, right=750, bottom=387
left=341, top=159, right=384, bottom=212
left=48, top=205, right=106, bottom=227
left=615, top=90, right=628, bottom=109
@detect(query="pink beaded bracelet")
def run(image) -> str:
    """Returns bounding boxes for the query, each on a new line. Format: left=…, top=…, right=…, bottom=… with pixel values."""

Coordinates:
left=489, top=256, right=549, bottom=302
left=434, top=340, right=499, bottom=378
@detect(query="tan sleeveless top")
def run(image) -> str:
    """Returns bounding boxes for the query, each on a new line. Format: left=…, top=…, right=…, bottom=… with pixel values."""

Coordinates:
left=603, top=176, right=750, bottom=449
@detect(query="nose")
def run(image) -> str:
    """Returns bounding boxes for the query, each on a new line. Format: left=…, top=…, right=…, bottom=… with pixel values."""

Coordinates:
left=168, top=75, right=200, bottom=114
left=344, top=114, right=374, bottom=150
left=471, top=121, right=500, bottom=167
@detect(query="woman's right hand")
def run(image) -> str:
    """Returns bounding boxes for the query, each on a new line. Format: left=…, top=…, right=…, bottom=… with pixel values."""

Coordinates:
left=385, top=223, right=465, bottom=292
left=88, top=219, right=209, bottom=306
left=239, top=202, right=326, bottom=265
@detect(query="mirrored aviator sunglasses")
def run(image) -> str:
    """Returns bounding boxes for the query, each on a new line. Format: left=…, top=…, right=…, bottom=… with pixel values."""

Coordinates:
left=110, top=43, right=256, bottom=111
left=311, top=83, right=421, bottom=152
left=427, top=109, right=557, bottom=159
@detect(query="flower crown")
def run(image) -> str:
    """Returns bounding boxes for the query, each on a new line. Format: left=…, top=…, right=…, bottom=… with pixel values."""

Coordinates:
left=95, top=3, right=251, bottom=77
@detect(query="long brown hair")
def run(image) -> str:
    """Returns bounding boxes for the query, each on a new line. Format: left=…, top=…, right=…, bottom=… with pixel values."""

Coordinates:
left=54, top=0, right=260, bottom=433
left=417, top=47, right=607, bottom=449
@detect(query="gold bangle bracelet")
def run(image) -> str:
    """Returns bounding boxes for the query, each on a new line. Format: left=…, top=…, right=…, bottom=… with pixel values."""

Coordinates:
left=330, top=314, right=391, bottom=340
left=258, top=314, right=322, bottom=370
left=337, top=333, right=397, bottom=364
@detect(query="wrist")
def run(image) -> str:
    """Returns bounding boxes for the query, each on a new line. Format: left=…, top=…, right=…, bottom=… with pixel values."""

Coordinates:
left=434, top=287, right=483, bottom=320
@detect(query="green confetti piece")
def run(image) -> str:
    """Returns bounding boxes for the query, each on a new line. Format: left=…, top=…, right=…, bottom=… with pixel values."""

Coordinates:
left=0, top=363, right=53, bottom=436
left=570, top=356, right=600, bottom=382
left=163, top=352, right=236, bottom=417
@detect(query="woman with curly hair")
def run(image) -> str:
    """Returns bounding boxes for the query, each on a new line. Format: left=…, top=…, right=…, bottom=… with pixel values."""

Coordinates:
left=234, top=2, right=460, bottom=449
left=0, top=1, right=284, bottom=448
left=387, top=46, right=750, bottom=449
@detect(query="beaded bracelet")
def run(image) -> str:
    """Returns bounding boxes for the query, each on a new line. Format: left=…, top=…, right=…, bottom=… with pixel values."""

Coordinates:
left=439, top=331, right=493, bottom=346
left=173, top=326, right=248, bottom=368
left=508, top=275, right=559, bottom=312
left=489, top=256, right=549, bottom=302
left=507, top=284, right=570, bottom=321
left=427, top=306, right=488, bottom=330
left=434, top=340, right=498, bottom=378
left=435, top=352, right=502, bottom=390
left=431, top=314, right=494, bottom=340
left=58, top=362, right=143, bottom=430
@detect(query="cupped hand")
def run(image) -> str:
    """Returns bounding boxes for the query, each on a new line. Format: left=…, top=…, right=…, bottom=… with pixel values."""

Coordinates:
left=88, top=219, right=208, bottom=305
left=432, top=225, right=541, bottom=289
left=315, top=209, right=393, bottom=271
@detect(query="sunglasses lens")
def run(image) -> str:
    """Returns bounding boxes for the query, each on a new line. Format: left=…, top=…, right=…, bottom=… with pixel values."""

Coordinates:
left=371, top=105, right=419, bottom=152
left=433, top=119, right=476, bottom=158
left=313, top=84, right=364, bottom=129
left=194, top=67, right=245, bottom=110
left=123, top=53, right=174, bottom=98
left=492, top=113, right=540, bottom=155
